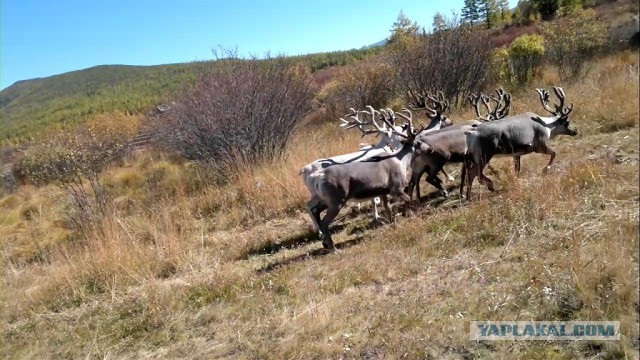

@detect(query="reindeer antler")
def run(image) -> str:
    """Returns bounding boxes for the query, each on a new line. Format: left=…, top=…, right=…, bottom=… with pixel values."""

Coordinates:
left=491, top=88, right=511, bottom=119
left=468, top=91, right=494, bottom=122
left=339, top=105, right=389, bottom=138
left=552, top=86, right=573, bottom=117
left=536, top=87, right=573, bottom=117
left=470, top=88, right=512, bottom=121
left=407, top=91, right=438, bottom=118
left=488, top=88, right=511, bottom=120
left=425, top=90, right=449, bottom=114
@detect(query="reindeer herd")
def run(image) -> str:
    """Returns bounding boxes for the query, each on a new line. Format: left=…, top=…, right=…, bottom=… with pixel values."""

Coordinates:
left=299, top=86, right=579, bottom=250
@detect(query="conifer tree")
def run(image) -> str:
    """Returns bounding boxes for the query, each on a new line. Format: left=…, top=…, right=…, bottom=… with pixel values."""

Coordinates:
left=461, top=0, right=480, bottom=23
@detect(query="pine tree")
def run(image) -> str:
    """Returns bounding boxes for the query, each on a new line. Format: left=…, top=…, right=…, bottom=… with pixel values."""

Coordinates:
left=477, top=0, right=500, bottom=29
left=461, top=0, right=480, bottom=24
left=432, top=12, right=447, bottom=32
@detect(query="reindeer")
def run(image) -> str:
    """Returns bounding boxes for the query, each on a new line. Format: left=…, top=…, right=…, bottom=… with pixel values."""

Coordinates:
left=305, top=109, right=428, bottom=250
left=463, top=86, right=578, bottom=199
left=408, top=89, right=512, bottom=200
left=301, top=96, right=452, bottom=228
left=469, top=88, right=529, bottom=174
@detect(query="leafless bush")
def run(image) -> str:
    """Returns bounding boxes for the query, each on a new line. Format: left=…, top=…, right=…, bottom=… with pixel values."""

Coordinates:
left=152, top=53, right=315, bottom=180
left=14, top=113, right=137, bottom=236
left=318, top=59, right=395, bottom=120
left=387, top=16, right=496, bottom=107
left=541, top=9, right=609, bottom=82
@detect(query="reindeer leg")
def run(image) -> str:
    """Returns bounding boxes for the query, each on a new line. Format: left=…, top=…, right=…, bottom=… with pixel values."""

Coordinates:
left=476, top=154, right=496, bottom=191
left=459, top=161, right=467, bottom=199
left=380, top=195, right=394, bottom=223
left=306, top=196, right=327, bottom=238
left=415, top=171, right=423, bottom=202
left=371, top=197, right=381, bottom=223
left=408, top=170, right=422, bottom=202
left=539, top=145, right=556, bottom=174
left=318, top=202, right=343, bottom=250
left=440, top=167, right=455, bottom=182
left=465, top=156, right=481, bottom=200
left=514, top=156, right=521, bottom=176
left=426, top=173, right=447, bottom=198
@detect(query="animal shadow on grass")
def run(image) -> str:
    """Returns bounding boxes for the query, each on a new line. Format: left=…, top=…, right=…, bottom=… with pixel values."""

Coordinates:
left=241, top=222, right=353, bottom=259
left=416, top=184, right=464, bottom=206
left=255, top=235, right=368, bottom=273
left=242, top=211, right=386, bottom=259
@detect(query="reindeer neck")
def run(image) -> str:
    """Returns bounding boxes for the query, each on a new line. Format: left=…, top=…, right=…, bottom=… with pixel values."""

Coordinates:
left=394, top=140, right=416, bottom=171
left=424, top=119, right=441, bottom=131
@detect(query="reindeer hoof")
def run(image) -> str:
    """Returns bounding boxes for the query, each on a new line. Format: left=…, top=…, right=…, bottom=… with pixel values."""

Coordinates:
left=447, top=176, right=455, bottom=182
left=322, top=240, right=335, bottom=250
left=542, top=166, right=551, bottom=175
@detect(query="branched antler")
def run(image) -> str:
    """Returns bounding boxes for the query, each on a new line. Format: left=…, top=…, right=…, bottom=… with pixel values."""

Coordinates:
left=339, top=106, right=389, bottom=138
left=536, top=86, right=573, bottom=117
left=407, top=90, right=449, bottom=119
left=468, top=88, right=512, bottom=121
left=489, top=88, right=511, bottom=120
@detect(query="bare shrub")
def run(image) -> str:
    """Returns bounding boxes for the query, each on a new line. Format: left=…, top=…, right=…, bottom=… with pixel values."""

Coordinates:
left=14, top=112, right=138, bottom=236
left=152, top=53, right=315, bottom=180
left=318, top=59, right=395, bottom=120
left=387, top=16, right=496, bottom=107
left=541, top=9, right=609, bottom=82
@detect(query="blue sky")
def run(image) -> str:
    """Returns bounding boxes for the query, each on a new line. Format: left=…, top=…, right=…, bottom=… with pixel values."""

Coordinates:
left=1, top=0, right=513, bottom=90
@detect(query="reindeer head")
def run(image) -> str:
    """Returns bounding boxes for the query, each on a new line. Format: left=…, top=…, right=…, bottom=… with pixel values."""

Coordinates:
left=407, top=90, right=453, bottom=130
left=534, top=86, right=578, bottom=137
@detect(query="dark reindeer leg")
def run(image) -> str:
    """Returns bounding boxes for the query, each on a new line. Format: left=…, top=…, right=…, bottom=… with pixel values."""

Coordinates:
left=318, top=201, right=343, bottom=250
left=426, top=161, right=448, bottom=197
left=459, top=161, right=467, bottom=198
left=306, top=196, right=325, bottom=234
left=380, top=195, right=393, bottom=223
left=465, top=156, right=477, bottom=200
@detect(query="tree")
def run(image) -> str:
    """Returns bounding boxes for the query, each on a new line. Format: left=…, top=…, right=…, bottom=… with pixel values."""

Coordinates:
left=541, top=9, right=608, bottom=81
left=389, top=10, right=420, bottom=43
left=388, top=16, right=495, bottom=106
left=462, top=0, right=481, bottom=23
left=531, top=0, right=560, bottom=20
left=478, top=0, right=501, bottom=29
left=513, top=6, right=524, bottom=25
left=499, top=0, right=512, bottom=25
left=432, top=12, right=447, bottom=32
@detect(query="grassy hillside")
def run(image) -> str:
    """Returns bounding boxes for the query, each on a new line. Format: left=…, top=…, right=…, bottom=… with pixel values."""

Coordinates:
left=1, top=52, right=638, bottom=359
left=0, top=63, right=206, bottom=146
left=0, top=47, right=382, bottom=147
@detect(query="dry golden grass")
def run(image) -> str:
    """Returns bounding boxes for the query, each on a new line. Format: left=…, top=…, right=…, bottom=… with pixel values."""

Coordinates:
left=1, top=52, right=639, bottom=359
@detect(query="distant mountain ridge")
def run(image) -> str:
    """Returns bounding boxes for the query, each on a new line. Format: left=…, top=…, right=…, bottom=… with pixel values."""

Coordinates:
left=360, top=37, right=389, bottom=49
left=0, top=47, right=382, bottom=146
